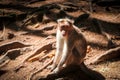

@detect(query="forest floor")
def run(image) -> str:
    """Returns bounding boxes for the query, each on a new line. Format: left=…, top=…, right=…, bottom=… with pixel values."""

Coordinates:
left=0, top=0, right=120, bottom=80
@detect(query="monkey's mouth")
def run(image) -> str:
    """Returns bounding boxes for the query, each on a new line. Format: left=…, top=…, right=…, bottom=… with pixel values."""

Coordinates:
left=61, top=30, right=67, bottom=36
left=60, top=25, right=69, bottom=36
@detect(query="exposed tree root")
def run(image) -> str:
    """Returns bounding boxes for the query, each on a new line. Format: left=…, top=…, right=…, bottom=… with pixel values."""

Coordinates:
left=0, top=48, right=22, bottom=68
left=27, top=49, right=55, bottom=62
left=0, top=42, right=31, bottom=71
left=12, top=41, right=55, bottom=72
left=39, top=50, right=55, bottom=62
left=25, top=41, right=55, bottom=62
left=0, top=41, right=31, bottom=55
left=27, top=50, right=46, bottom=62
left=0, top=3, right=35, bottom=11
left=22, top=12, right=43, bottom=27
left=91, top=47, right=120, bottom=64
left=0, top=58, right=10, bottom=68
left=28, top=57, right=54, bottom=80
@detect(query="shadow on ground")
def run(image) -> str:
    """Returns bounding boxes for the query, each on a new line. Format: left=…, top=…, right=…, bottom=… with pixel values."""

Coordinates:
left=39, top=63, right=105, bottom=80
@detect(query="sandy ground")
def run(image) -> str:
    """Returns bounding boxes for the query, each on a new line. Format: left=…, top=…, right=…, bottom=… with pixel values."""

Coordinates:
left=0, top=0, right=120, bottom=80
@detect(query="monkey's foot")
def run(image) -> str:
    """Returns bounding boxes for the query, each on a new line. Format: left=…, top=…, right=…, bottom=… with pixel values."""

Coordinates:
left=47, top=64, right=56, bottom=71
left=52, top=67, right=60, bottom=74
left=47, top=66, right=59, bottom=75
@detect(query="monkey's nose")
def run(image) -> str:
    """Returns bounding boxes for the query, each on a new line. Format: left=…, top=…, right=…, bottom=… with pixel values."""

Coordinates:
left=63, top=25, right=69, bottom=28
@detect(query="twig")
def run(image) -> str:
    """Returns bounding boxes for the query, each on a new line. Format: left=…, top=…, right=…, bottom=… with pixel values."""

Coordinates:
left=39, top=50, right=55, bottom=62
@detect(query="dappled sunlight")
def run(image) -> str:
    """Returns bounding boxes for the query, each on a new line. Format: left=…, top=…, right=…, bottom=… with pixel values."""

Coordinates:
left=0, top=0, right=120, bottom=80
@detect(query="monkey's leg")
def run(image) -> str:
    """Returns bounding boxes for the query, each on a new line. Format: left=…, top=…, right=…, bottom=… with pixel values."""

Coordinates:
left=51, top=37, right=64, bottom=70
left=63, top=53, right=73, bottom=67
left=54, top=40, right=73, bottom=73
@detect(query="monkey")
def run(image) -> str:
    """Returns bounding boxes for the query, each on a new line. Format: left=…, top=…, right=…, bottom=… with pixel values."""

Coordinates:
left=50, top=18, right=87, bottom=73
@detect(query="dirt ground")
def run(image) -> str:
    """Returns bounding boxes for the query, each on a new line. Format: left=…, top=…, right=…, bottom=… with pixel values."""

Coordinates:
left=0, top=0, right=120, bottom=80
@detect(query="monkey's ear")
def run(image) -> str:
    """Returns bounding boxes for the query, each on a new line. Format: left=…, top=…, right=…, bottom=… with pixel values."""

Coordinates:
left=57, top=19, right=62, bottom=23
left=64, top=17, right=74, bottom=24
left=69, top=19, right=74, bottom=24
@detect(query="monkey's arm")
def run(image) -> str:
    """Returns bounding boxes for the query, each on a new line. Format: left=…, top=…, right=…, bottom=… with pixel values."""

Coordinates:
left=52, top=31, right=64, bottom=70
left=56, top=40, right=74, bottom=72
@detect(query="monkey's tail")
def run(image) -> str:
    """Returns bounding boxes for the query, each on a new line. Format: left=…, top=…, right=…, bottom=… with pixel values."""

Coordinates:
left=80, top=62, right=105, bottom=80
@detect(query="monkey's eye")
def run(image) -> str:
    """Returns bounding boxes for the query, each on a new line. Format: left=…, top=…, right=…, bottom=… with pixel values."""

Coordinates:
left=60, top=20, right=64, bottom=23
left=68, top=21, right=72, bottom=25
left=61, top=26, right=66, bottom=29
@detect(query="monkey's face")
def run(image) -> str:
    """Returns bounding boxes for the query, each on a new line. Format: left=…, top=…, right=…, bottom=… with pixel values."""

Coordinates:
left=57, top=18, right=74, bottom=36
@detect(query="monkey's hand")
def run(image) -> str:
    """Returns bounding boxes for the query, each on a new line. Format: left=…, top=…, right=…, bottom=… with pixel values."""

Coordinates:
left=52, top=67, right=59, bottom=73
left=47, top=64, right=56, bottom=71
left=47, top=64, right=59, bottom=75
